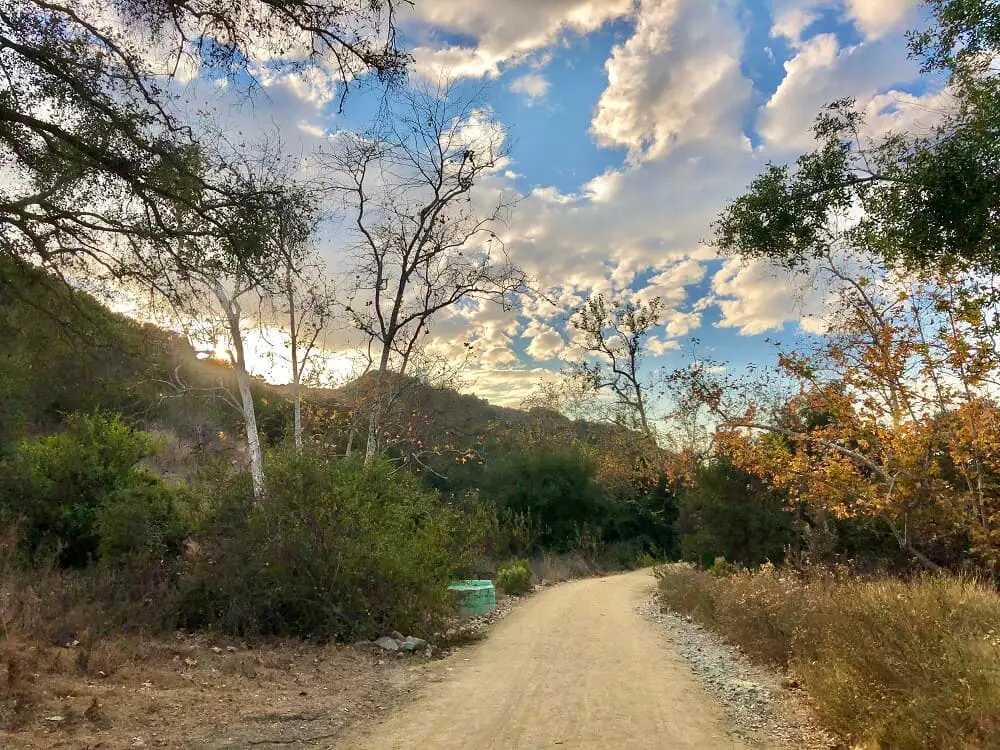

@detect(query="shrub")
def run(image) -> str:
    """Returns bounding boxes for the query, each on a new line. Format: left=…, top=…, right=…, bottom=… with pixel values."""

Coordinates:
left=0, top=412, right=180, bottom=567
left=675, top=458, right=796, bottom=567
left=480, top=448, right=613, bottom=553
left=179, top=451, right=475, bottom=641
left=96, top=478, right=188, bottom=565
left=496, top=559, right=533, bottom=595
left=656, top=564, right=1000, bottom=748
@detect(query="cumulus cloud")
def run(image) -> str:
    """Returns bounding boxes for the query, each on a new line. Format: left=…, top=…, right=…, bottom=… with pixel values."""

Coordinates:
left=844, top=0, right=919, bottom=40
left=524, top=322, right=567, bottom=360
left=403, top=0, right=631, bottom=78
left=509, top=72, right=551, bottom=102
left=591, top=0, right=752, bottom=163
left=770, top=0, right=919, bottom=44
left=710, top=258, right=832, bottom=335
left=758, top=30, right=920, bottom=150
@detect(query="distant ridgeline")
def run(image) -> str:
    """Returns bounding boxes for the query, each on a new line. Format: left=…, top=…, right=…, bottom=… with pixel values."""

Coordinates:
left=0, top=258, right=661, bottom=475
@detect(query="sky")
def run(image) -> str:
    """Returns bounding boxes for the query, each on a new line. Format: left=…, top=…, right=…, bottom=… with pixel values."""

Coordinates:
left=178, top=0, right=949, bottom=409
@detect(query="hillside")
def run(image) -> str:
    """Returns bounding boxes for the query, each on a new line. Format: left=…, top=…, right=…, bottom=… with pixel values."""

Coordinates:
left=0, top=258, right=644, bottom=466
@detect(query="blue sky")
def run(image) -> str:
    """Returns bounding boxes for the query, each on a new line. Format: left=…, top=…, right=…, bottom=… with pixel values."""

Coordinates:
left=211, top=0, right=945, bottom=408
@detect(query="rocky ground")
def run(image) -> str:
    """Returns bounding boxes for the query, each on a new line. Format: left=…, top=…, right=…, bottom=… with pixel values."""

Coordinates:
left=638, top=598, right=838, bottom=749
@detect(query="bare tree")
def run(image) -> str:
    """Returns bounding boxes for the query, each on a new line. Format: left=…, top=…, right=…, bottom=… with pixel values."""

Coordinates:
left=273, top=244, right=337, bottom=454
left=320, top=80, right=529, bottom=460
left=570, top=294, right=664, bottom=438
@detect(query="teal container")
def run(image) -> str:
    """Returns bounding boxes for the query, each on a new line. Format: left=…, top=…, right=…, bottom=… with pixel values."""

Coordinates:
left=448, top=580, right=497, bottom=617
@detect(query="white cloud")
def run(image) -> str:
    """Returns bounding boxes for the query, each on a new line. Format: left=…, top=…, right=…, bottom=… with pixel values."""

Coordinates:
left=463, top=367, right=563, bottom=407
left=648, top=337, right=681, bottom=354
left=844, top=0, right=919, bottom=40
left=525, top=324, right=567, bottom=360
left=510, top=72, right=551, bottom=102
left=591, top=0, right=752, bottom=163
left=771, top=6, right=820, bottom=46
left=710, top=258, right=830, bottom=335
left=758, top=31, right=920, bottom=150
left=403, top=0, right=632, bottom=78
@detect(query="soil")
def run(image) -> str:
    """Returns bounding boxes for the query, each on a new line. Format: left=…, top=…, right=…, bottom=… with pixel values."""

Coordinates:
left=4, top=569, right=830, bottom=749
left=341, top=569, right=749, bottom=749
left=1, top=632, right=428, bottom=749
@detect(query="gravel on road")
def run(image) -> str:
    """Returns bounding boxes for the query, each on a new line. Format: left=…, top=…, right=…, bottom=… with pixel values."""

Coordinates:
left=639, top=598, right=837, bottom=749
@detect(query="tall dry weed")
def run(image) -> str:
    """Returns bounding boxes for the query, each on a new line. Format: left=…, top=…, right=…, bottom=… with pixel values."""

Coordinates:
left=657, top=564, right=1000, bottom=749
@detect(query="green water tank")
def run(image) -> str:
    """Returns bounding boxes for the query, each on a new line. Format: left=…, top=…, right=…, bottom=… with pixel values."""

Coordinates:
left=448, top=580, right=497, bottom=617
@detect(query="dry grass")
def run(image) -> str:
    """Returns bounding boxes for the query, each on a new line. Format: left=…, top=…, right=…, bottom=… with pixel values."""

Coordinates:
left=0, top=528, right=429, bottom=748
left=528, top=552, right=599, bottom=584
left=656, top=563, right=1000, bottom=749
left=0, top=630, right=425, bottom=749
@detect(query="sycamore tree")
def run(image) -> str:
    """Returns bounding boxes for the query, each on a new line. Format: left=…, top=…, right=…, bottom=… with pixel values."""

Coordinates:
left=153, top=140, right=316, bottom=504
left=569, top=294, right=664, bottom=439
left=674, top=0, right=1000, bottom=574
left=1, top=0, right=406, bottom=287
left=320, top=81, right=528, bottom=461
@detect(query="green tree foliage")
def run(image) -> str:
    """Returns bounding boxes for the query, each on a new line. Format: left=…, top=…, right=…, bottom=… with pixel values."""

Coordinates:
left=675, top=459, right=797, bottom=567
left=479, top=448, right=614, bottom=553
left=179, top=452, right=479, bottom=640
left=0, top=258, right=172, bottom=447
left=714, top=0, right=999, bottom=278
left=0, top=412, right=185, bottom=567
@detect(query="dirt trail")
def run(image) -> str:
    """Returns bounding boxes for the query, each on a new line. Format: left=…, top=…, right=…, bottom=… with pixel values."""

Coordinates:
left=341, top=569, right=747, bottom=750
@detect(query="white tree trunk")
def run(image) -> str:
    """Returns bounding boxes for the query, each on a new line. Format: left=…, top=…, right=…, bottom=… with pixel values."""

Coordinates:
left=213, top=280, right=265, bottom=504
left=293, top=389, right=303, bottom=454
left=286, top=265, right=303, bottom=454
left=364, top=411, right=378, bottom=463
left=236, top=364, right=266, bottom=502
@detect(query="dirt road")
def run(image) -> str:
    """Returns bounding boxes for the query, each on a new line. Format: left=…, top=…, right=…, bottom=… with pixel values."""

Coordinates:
left=342, top=569, right=748, bottom=749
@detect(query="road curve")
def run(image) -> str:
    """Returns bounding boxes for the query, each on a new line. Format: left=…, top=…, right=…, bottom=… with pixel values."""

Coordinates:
left=341, top=569, right=747, bottom=750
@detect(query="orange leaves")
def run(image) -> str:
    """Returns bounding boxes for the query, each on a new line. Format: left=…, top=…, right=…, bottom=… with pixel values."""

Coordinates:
left=707, top=265, right=1000, bottom=570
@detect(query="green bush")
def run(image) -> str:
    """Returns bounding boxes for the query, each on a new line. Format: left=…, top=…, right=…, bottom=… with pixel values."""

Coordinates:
left=496, top=559, right=533, bottom=595
left=0, top=412, right=183, bottom=567
left=480, top=448, right=613, bottom=553
left=97, top=479, right=188, bottom=565
left=179, top=451, right=477, bottom=641
left=675, top=458, right=796, bottom=567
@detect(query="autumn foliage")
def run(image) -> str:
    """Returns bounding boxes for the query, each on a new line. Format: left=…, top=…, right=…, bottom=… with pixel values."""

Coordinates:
left=683, top=259, right=1000, bottom=574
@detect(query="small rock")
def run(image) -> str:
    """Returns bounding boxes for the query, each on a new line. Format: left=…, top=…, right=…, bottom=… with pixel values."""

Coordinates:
left=226, top=646, right=238, bottom=652
left=401, top=636, right=428, bottom=652
left=210, top=646, right=222, bottom=654
left=390, top=631, right=405, bottom=641
left=184, top=658, right=198, bottom=667
left=780, top=676, right=800, bottom=690
left=375, top=636, right=400, bottom=652
left=44, top=715, right=66, bottom=723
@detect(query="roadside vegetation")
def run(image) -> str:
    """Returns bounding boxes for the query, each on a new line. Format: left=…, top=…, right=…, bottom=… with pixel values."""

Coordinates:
left=2, top=0, right=1000, bottom=747
left=656, top=2, right=1000, bottom=748
left=657, top=565, right=1000, bottom=748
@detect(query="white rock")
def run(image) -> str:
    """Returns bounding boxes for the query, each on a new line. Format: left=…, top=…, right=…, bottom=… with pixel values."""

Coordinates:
left=375, top=636, right=400, bottom=651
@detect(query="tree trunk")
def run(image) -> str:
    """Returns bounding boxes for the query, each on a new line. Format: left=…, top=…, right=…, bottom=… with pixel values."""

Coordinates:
left=286, top=265, right=303, bottom=454
left=236, top=364, right=266, bottom=503
left=365, top=345, right=393, bottom=464
left=213, top=281, right=265, bottom=504
left=293, top=388, right=303, bottom=454
left=364, top=411, right=379, bottom=463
